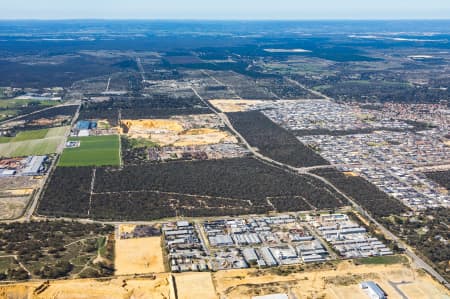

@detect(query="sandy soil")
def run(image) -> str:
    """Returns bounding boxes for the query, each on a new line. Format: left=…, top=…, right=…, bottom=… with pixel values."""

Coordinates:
left=122, top=118, right=236, bottom=146
left=0, top=275, right=175, bottom=299
left=117, top=224, right=137, bottom=236
left=209, top=99, right=266, bottom=112
left=212, top=260, right=450, bottom=299
left=172, top=129, right=236, bottom=146
left=122, top=119, right=184, bottom=134
left=0, top=176, right=38, bottom=190
left=0, top=196, right=30, bottom=220
left=0, top=188, right=34, bottom=196
left=174, top=272, right=218, bottom=299
left=115, top=237, right=165, bottom=275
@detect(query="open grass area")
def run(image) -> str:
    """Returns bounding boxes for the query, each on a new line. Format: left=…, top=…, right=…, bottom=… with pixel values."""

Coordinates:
left=354, top=255, right=409, bottom=265
left=0, top=137, right=61, bottom=157
left=0, top=126, right=69, bottom=157
left=0, top=98, right=58, bottom=109
left=45, top=126, right=70, bottom=138
left=58, top=135, right=120, bottom=167
left=0, top=128, right=49, bottom=143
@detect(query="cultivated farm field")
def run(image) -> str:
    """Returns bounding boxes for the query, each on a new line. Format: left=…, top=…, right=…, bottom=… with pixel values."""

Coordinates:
left=58, top=135, right=120, bottom=167
left=0, top=126, right=69, bottom=157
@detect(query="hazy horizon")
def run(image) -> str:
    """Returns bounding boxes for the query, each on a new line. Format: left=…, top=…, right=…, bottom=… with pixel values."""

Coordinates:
left=1, top=0, right=450, bottom=20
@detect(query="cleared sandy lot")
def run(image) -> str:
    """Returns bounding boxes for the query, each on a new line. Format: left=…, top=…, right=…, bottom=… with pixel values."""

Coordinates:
left=0, top=275, right=175, bottom=299
left=115, top=236, right=165, bottom=275
left=174, top=272, right=218, bottom=299
left=213, top=260, right=450, bottom=299
left=0, top=196, right=30, bottom=219
left=209, top=99, right=266, bottom=112
left=121, top=117, right=236, bottom=146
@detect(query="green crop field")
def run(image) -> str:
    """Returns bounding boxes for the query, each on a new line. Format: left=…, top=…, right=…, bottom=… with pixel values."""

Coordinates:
left=12, top=128, right=49, bottom=142
left=0, top=128, right=49, bottom=143
left=58, top=135, right=120, bottom=167
left=0, top=137, right=62, bottom=157
left=0, top=126, right=69, bottom=144
left=0, top=126, right=69, bottom=157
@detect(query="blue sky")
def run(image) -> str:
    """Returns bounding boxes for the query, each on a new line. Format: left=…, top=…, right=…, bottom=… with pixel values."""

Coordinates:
left=1, top=0, right=450, bottom=20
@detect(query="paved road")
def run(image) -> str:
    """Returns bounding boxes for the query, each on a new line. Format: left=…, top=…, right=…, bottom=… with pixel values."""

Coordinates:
left=0, top=102, right=79, bottom=126
left=21, top=103, right=81, bottom=221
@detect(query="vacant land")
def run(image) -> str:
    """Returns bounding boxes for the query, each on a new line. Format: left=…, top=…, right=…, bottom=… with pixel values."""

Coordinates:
left=0, top=196, right=30, bottom=220
left=0, top=126, right=69, bottom=157
left=0, top=221, right=114, bottom=280
left=93, top=158, right=345, bottom=212
left=39, top=158, right=345, bottom=221
left=209, top=99, right=266, bottom=112
left=115, top=236, right=165, bottom=275
left=0, top=275, right=175, bottom=299
left=121, top=116, right=236, bottom=147
left=213, top=260, right=449, bottom=299
left=0, top=128, right=49, bottom=143
left=59, top=135, right=120, bottom=167
left=228, top=111, right=329, bottom=167
left=354, top=255, right=409, bottom=265
left=174, top=272, right=218, bottom=299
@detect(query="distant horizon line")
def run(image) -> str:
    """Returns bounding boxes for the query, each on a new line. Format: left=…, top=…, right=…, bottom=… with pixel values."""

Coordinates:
left=1, top=18, right=450, bottom=22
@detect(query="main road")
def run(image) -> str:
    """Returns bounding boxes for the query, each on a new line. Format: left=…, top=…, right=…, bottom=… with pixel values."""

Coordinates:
left=20, top=102, right=82, bottom=222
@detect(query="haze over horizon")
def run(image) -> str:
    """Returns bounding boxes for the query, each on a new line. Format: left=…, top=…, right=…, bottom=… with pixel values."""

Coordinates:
left=1, top=0, right=450, bottom=20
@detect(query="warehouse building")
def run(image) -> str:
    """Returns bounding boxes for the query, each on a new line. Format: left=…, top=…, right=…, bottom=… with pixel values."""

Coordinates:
left=360, top=281, right=387, bottom=299
left=22, top=156, right=47, bottom=176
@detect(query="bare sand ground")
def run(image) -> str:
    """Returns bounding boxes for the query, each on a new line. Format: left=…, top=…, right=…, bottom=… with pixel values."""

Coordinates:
left=212, top=260, right=450, bottom=299
left=0, top=176, right=38, bottom=190
left=209, top=99, right=266, bottom=112
left=174, top=272, right=218, bottom=299
left=122, top=118, right=236, bottom=146
left=0, top=275, right=175, bottom=299
left=0, top=196, right=30, bottom=220
left=115, top=237, right=165, bottom=275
